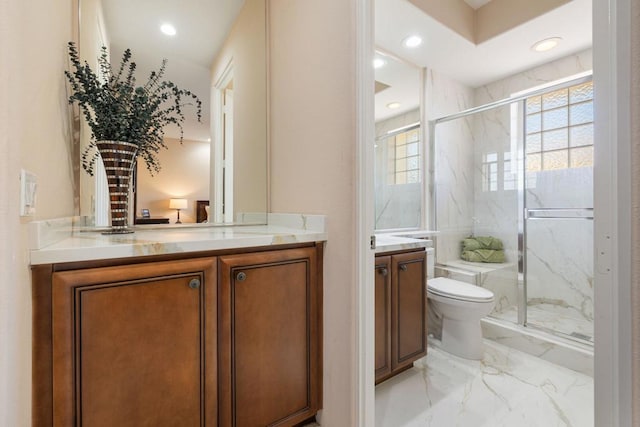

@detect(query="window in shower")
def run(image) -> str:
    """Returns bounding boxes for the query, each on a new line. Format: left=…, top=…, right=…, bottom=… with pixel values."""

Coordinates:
left=524, top=81, right=594, bottom=173
left=388, top=127, right=420, bottom=185
left=482, top=152, right=498, bottom=192
left=503, top=152, right=517, bottom=190
left=481, top=151, right=517, bottom=192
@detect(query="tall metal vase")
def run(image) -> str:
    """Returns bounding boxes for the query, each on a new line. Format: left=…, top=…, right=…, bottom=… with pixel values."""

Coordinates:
left=97, top=141, right=138, bottom=234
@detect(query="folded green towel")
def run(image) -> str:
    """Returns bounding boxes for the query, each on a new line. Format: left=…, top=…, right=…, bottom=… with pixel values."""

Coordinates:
left=461, top=249, right=505, bottom=263
left=462, top=236, right=504, bottom=251
left=462, top=238, right=482, bottom=251
left=460, top=236, right=505, bottom=263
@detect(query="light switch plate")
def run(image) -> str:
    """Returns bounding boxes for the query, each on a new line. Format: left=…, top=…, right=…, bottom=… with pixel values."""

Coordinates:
left=20, top=169, right=37, bottom=217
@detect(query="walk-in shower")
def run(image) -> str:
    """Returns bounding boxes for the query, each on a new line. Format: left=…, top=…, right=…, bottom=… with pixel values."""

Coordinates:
left=431, top=73, right=594, bottom=345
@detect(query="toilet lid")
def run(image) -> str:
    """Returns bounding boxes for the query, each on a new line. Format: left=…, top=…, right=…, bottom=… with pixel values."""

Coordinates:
left=428, top=277, right=494, bottom=302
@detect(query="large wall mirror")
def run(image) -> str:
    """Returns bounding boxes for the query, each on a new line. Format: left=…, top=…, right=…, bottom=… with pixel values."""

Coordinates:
left=77, top=0, right=267, bottom=225
left=373, top=51, right=422, bottom=230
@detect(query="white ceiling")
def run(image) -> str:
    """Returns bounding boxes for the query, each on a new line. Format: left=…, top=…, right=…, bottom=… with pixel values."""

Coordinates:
left=375, top=0, right=592, bottom=121
left=374, top=54, right=420, bottom=122
left=101, top=0, right=245, bottom=141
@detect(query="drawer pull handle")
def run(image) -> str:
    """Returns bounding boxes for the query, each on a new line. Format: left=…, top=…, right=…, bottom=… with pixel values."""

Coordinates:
left=236, top=272, right=247, bottom=282
left=188, top=278, right=201, bottom=289
left=378, top=268, right=388, bottom=277
left=400, top=264, right=408, bottom=272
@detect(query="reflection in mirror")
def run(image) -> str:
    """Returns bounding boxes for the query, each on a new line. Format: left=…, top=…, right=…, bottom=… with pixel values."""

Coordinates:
left=374, top=50, right=422, bottom=230
left=77, top=0, right=267, bottom=226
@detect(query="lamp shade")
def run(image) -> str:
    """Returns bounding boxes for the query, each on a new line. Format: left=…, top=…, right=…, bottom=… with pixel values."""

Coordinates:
left=169, top=198, right=188, bottom=210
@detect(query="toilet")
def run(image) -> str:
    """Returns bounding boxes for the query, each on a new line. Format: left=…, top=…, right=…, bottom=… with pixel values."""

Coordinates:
left=427, top=276, right=495, bottom=360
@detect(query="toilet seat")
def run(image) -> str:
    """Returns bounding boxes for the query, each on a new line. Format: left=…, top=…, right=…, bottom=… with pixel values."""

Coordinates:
left=428, top=277, right=494, bottom=303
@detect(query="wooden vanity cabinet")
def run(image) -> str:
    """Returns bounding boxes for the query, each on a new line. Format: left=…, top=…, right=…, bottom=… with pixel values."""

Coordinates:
left=32, top=243, right=323, bottom=427
left=218, top=247, right=320, bottom=427
left=374, top=256, right=392, bottom=381
left=50, top=258, right=218, bottom=427
left=375, top=249, right=427, bottom=384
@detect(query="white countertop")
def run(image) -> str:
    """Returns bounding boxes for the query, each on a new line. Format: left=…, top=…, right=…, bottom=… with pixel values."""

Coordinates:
left=29, top=214, right=327, bottom=265
left=374, top=232, right=435, bottom=254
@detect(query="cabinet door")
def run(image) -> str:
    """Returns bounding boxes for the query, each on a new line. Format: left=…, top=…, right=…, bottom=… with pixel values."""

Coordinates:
left=219, top=247, right=319, bottom=427
left=374, top=256, right=392, bottom=383
left=391, top=251, right=427, bottom=371
left=52, top=258, right=217, bottom=427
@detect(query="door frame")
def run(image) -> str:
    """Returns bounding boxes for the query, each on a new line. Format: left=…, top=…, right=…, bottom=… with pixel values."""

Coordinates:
left=355, top=0, right=375, bottom=425
left=212, top=59, right=235, bottom=224
left=593, top=0, right=633, bottom=424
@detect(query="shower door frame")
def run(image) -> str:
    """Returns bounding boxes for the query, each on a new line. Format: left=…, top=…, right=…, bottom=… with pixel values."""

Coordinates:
left=429, top=72, right=594, bottom=332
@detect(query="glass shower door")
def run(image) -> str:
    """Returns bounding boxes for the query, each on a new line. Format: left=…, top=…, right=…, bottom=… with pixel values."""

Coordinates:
left=523, top=79, right=594, bottom=342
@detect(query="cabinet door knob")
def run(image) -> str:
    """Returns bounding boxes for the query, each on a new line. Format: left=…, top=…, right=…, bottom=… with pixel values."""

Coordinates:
left=188, top=278, right=201, bottom=289
left=236, top=272, right=247, bottom=282
left=400, top=264, right=408, bottom=272
left=378, top=267, right=388, bottom=277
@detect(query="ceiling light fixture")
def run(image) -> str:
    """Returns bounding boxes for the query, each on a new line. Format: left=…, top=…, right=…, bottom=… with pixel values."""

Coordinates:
left=160, top=23, right=177, bottom=36
left=402, top=35, right=423, bottom=48
left=531, top=37, right=562, bottom=52
left=387, top=102, right=401, bottom=109
left=373, top=58, right=387, bottom=69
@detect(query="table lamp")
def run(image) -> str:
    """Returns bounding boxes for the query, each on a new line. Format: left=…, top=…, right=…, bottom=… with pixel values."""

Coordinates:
left=169, top=198, right=188, bottom=224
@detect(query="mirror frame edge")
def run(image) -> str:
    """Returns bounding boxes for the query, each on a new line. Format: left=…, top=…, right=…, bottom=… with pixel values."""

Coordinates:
left=265, top=0, right=272, bottom=217
left=71, top=0, right=81, bottom=216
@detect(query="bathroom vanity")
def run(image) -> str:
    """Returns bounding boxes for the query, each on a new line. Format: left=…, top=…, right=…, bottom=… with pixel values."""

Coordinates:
left=30, top=218, right=326, bottom=427
left=373, top=235, right=430, bottom=384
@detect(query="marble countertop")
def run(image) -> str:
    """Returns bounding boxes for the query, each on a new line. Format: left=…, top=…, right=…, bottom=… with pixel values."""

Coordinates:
left=374, top=231, right=435, bottom=254
left=29, top=214, right=327, bottom=265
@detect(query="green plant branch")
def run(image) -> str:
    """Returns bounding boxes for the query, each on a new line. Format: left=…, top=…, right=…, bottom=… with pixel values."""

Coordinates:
left=65, top=41, right=203, bottom=176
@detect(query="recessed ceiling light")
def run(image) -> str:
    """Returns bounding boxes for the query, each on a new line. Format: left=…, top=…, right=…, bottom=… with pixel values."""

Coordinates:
left=373, top=58, right=387, bottom=69
left=531, top=37, right=562, bottom=52
left=160, top=23, right=177, bottom=36
left=402, top=35, right=423, bottom=48
left=387, top=102, right=401, bottom=109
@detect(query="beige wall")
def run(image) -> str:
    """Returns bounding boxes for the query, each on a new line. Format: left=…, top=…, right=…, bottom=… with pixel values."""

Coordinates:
left=408, top=0, right=475, bottom=42
left=475, top=0, right=570, bottom=43
left=409, top=0, right=570, bottom=44
left=269, top=0, right=358, bottom=424
left=0, top=0, right=76, bottom=425
left=211, top=0, right=267, bottom=217
left=136, top=138, right=210, bottom=223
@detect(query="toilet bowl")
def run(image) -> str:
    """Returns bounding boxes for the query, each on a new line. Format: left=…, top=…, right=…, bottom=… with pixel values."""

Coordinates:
left=427, top=277, right=495, bottom=360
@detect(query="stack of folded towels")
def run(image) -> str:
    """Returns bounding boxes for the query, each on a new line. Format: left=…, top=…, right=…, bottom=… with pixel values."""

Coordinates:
left=461, top=236, right=505, bottom=263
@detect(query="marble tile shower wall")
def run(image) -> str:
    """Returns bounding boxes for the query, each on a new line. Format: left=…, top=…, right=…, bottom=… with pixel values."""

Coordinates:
left=426, top=70, right=475, bottom=263
left=375, top=109, right=422, bottom=230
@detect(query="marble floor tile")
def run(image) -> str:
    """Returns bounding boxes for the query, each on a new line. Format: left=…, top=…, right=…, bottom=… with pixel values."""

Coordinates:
left=375, top=340, right=593, bottom=427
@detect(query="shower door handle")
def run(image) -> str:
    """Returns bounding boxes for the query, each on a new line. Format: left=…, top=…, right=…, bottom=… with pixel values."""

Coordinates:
left=525, top=208, right=593, bottom=220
